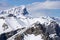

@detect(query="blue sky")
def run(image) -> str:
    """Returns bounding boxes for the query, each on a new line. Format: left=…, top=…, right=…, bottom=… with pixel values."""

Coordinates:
left=0, top=0, right=60, bottom=17
left=0, top=0, right=60, bottom=5
left=0, top=0, right=46, bottom=6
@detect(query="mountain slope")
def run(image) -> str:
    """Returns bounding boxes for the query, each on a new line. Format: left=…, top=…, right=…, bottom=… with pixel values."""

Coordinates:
left=0, top=5, right=60, bottom=40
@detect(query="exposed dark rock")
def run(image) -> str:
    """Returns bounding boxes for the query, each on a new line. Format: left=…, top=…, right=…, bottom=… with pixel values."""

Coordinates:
left=0, top=33, right=7, bottom=40
left=7, top=14, right=14, bottom=17
left=1, top=21, right=60, bottom=40
left=22, top=8, right=29, bottom=15
left=15, top=34, right=24, bottom=40
left=2, top=23, right=8, bottom=31
left=0, top=17, right=5, bottom=19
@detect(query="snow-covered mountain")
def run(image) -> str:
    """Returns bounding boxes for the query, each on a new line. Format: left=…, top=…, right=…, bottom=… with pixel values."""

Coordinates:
left=0, top=5, right=60, bottom=40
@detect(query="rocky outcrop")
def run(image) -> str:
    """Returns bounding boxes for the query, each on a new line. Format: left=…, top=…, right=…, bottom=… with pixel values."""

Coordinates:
left=0, top=21, right=60, bottom=40
left=14, top=22, right=51, bottom=40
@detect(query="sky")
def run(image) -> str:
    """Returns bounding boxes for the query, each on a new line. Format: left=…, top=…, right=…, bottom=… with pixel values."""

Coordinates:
left=0, top=0, right=46, bottom=6
left=0, top=0, right=60, bottom=17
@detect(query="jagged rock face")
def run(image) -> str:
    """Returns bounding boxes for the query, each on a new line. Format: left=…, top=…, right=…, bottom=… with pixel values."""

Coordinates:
left=46, top=21, right=60, bottom=36
left=23, top=21, right=60, bottom=40
left=22, top=7, right=29, bottom=15
left=0, top=21, right=60, bottom=40
left=46, top=21, right=57, bottom=34
left=44, top=21, right=60, bottom=40
left=14, top=22, right=50, bottom=40
left=24, top=22, right=46, bottom=35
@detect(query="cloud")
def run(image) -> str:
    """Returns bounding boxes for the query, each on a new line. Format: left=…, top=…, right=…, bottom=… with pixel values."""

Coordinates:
left=27, top=1, right=60, bottom=11
left=47, top=0, right=60, bottom=1
left=0, top=2, right=14, bottom=10
left=26, top=1, right=60, bottom=17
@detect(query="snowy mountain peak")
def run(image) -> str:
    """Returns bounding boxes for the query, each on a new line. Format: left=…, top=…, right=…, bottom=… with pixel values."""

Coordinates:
left=0, top=5, right=29, bottom=17
left=0, top=5, right=60, bottom=40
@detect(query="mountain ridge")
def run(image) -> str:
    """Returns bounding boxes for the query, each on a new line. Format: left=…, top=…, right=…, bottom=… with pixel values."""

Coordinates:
left=0, top=5, right=60, bottom=40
